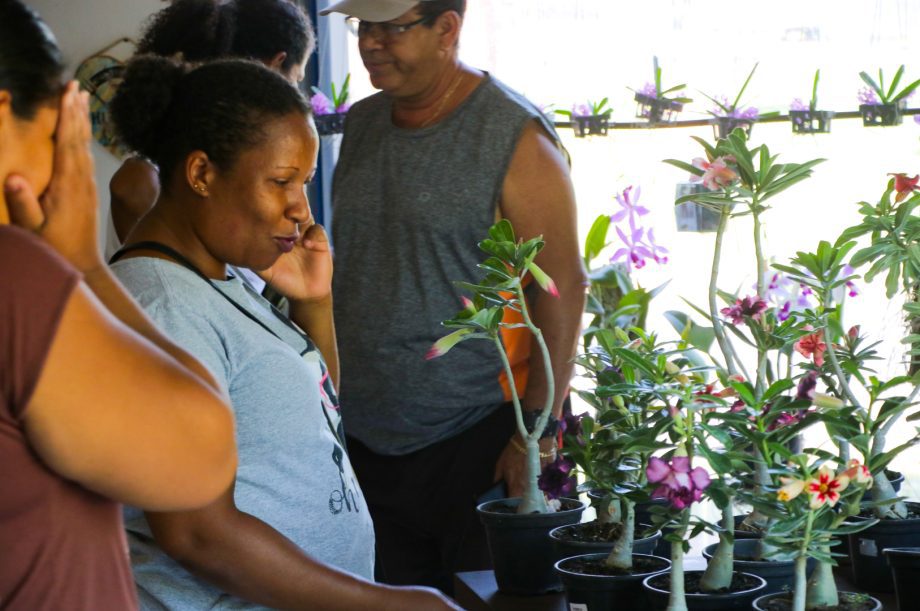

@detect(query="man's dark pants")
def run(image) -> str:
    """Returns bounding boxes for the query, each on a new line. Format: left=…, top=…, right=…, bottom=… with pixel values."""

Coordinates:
left=345, top=403, right=516, bottom=595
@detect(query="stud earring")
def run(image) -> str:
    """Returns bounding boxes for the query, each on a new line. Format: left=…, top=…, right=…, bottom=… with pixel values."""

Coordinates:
left=195, top=184, right=206, bottom=192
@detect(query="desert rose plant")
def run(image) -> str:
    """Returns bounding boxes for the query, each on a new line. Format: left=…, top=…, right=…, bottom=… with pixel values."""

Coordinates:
left=659, top=129, right=825, bottom=591
left=427, top=219, right=559, bottom=514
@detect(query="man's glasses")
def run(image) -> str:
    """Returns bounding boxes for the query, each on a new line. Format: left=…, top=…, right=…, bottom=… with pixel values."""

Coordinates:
left=345, top=15, right=434, bottom=40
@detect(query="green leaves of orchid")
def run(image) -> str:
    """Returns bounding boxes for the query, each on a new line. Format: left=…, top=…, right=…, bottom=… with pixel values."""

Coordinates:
left=859, top=65, right=920, bottom=105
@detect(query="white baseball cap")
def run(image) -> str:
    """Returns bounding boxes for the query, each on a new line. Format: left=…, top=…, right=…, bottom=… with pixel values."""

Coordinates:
left=319, top=0, right=431, bottom=22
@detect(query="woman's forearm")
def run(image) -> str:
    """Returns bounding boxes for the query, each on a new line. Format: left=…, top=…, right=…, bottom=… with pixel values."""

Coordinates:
left=289, top=295, right=339, bottom=391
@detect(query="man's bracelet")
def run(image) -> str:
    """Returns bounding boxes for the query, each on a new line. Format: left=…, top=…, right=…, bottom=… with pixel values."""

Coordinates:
left=509, top=436, right=556, bottom=459
left=522, top=410, right=559, bottom=439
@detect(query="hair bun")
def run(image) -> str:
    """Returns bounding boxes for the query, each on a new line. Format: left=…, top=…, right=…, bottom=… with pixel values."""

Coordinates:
left=111, top=54, right=188, bottom=159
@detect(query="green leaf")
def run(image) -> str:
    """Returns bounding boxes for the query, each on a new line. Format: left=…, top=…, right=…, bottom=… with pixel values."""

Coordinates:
left=887, top=64, right=905, bottom=100
left=584, top=214, right=611, bottom=264
left=664, top=159, right=703, bottom=177
left=488, top=219, right=515, bottom=243
left=859, top=71, right=884, bottom=100
left=732, top=63, right=758, bottom=110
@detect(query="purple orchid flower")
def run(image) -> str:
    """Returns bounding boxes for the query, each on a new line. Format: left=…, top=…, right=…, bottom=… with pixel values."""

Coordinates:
left=760, top=271, right=814, bottom=321
left=646, top=456, right=711, bottom=510
left=335, top=101, right=352, bottom=113
left=720, top=295, right=768, bottom=325
left=735, top=106, right=759, bottom=119
left=790, top=98, right=808, bottom=112
left=645, top=228, right=669, bottom=264
left=571, top=103, right=592, bottom=117
left=538, top=455, right=577, bottom=500
left=311, top=92, right=334, bottom=116
left=639, top=82, right=658, bottom=98
left=858, top=87, right=880, bottom=106
left=611, top=224, right=651, bottom=271
left=610, top=185, right=650, bottom=223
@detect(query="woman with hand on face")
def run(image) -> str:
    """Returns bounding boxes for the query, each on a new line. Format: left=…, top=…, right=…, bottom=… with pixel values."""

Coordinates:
left=0, top=1, right=237, bottom=609
left=109, top=0, right=315, bottom=247
left=107, top=55, right=461, bottom=611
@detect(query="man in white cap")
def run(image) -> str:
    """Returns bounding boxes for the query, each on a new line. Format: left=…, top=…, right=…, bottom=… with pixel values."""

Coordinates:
left=324, top=0, right=586, bottom=594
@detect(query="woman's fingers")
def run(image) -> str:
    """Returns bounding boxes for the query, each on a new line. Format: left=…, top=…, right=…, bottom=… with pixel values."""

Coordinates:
left=3, top=175, right=44, bottom=231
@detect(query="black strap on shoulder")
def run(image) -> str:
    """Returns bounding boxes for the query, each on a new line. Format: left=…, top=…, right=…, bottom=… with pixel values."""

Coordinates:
left=109, top=241, right=293, bottom=343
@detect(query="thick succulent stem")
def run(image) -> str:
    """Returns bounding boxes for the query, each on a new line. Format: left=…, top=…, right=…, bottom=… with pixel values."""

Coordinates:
left=699, top=503, right=734, bottom=591
left=605, top=498, right=634, bottom=570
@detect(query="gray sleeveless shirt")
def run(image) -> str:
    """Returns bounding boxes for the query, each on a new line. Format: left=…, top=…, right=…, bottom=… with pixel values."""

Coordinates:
left=331, top=74, right=558, bottom=455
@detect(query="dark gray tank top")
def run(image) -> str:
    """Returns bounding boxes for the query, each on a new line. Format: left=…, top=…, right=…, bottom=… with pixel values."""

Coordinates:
left=331, top=74, right=558, bottom=455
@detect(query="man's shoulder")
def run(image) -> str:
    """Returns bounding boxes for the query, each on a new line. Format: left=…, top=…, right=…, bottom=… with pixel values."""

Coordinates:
left=477, top=74, right=541, bottom=117
left=346, top=91, right=389, bottom=120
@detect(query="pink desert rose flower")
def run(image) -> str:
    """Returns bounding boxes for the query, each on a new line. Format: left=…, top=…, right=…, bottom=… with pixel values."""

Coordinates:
left=843, top=460, right=873, bottom=487
left=720, top=295, right=768, bottom=325
left=807, top=467, right=849, bottom=509
left=691, top=156, right=738, bottom=191
left=889, top=172, right=920, bottom=203
left=795, top=328, right=827, bottom=367
left=646, top=456, right=711, bottom=510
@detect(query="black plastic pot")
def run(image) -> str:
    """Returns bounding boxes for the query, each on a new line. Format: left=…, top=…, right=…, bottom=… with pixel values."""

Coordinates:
left=702, top=538, right=815, bottom=595
left=848, top=501, right=920, bottom=592
left=713, top=117, right=754, bottom=140
left=477, top=497, right=586, bottom=595
left=314, top=112, right=346, bottom=136
left=838, top=476, right=901, bottom=573
left=642, top=570, right=767, bottom=610
left=549, top=521, right=661, bottom=561
left=555, top=552, right=670, bottom=610
left=860, top=102, right=903, bottom=126
left=751, top=590, right=882, bottom=611
left=885, top=547, right=920, bottom=611
left=571, top=114, right=610, bottom=137
left=789, top=109, right=834, bottom=134
left=634, top=92, right=684, bottom=124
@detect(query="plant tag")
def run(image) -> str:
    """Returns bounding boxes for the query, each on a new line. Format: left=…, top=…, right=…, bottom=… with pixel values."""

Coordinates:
left=858, top=538, right=878, bottom=557
left=569, top=605, right=588, bottom=611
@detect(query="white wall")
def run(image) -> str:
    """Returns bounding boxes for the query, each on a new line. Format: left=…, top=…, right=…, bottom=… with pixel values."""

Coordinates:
left=27, top=0, right=164, bottom=253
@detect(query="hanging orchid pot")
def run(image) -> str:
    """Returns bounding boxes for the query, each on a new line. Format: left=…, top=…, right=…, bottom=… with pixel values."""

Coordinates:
left=674, top=182, right=721, bottom=233
left=311, top=73, right=351, bottom=136
left=860, top=102, right=902, bottom=127
left=557, top=99, right=612, bottom=138
left=789, top=109, right=834, bottom=134
left=857, top=65, right=919, bottom=127
left=571, top=114, right=610, bottom=137
left=634, top=92, right=684, bottom=124
left=713, top=116, right=754, bottom=140
left=790, top=71, right=834, bottom=134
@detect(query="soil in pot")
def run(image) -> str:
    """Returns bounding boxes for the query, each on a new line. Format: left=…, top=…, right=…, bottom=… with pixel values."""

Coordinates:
left=550, top=520, right=660, bottom=560
left=848, top=501, right=920, bottom=592
left=478, top=497, right=586, bottom=595
left=556, top=553, right=669, bottom=611
left=643, top=570, right=766, bottom=610
left=752, top=591, right=881, bottom=611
